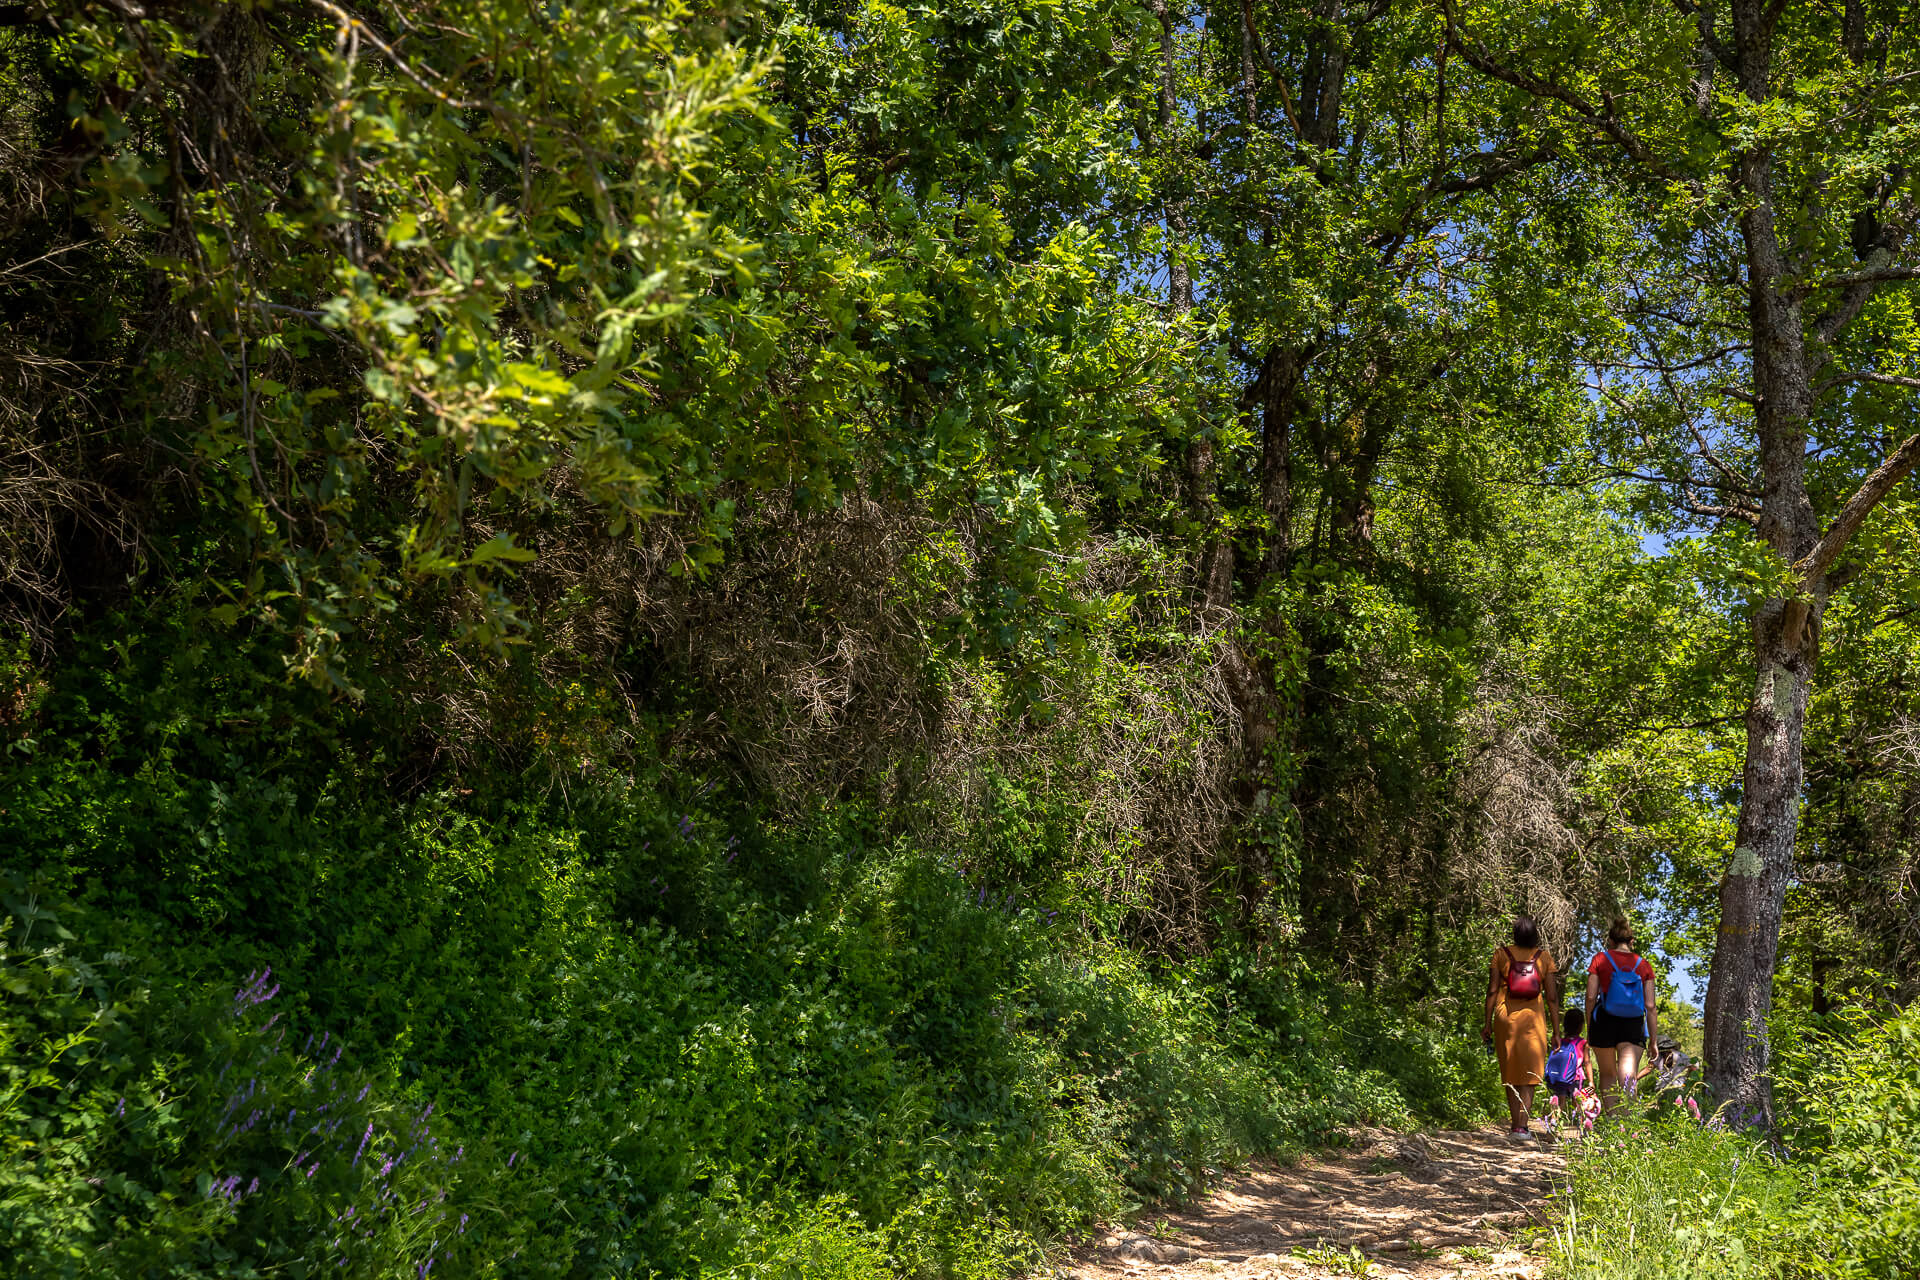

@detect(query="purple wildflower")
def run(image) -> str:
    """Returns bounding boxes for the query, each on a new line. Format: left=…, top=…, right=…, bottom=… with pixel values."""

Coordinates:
left=353, top=1122, right=374, bottom=1167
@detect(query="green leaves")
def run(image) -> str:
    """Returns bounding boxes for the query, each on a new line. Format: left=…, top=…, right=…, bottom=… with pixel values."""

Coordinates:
left=22, top=0, right=1217, bottom=693
left=35, top=0, right=772, bottom=686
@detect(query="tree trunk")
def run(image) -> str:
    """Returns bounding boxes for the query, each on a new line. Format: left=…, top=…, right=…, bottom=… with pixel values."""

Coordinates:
left=1703, top=592, right=1820, bottom=1119
left=1210, top=343, right=1310, bottom=932
left=1702, top=8, right=1822, bottom=1111
left=1258, top=346, right=1300, bottom=580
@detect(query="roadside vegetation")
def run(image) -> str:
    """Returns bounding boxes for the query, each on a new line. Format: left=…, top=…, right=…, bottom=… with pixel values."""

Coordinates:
left=2, top=1, right=1917, bottom=1277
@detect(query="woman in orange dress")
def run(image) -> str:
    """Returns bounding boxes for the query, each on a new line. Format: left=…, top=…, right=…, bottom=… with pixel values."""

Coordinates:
left=1482, top=915, right=1558, bottom=1140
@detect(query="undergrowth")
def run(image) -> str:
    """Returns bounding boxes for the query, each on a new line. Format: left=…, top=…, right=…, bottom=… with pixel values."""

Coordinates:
left=0, top=637, right=1500, bottom=1278
left=1551, top=1110, right=1806, bottom=1279
left=1551, top=1004, right=1920, bottom=1280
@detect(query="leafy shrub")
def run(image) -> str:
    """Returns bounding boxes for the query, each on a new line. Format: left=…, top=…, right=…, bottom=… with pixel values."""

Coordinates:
left=695, top=1196, right=896, bottom=1280
left=0, top=628, right=1493, bottom=1279
left=1553, top=1006, right=1920, bottom=1280
left=0, top=895, right=513, bottom=1278
left=0, top=758, right=1378, bottom=1279
left=1779, top=1006, right=1920, bottom=1277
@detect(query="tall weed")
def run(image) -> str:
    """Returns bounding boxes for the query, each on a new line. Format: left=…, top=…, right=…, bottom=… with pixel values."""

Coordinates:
left=1552, top=1110, right=1805, bottom=1280
left=1778, top=1006, right=1920, bottom=1277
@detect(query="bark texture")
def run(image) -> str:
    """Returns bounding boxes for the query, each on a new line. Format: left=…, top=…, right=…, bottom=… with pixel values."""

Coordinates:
left=1700, top=0, right=1815, bottom=1119
left=1704, top=598, right=1820, bottom=1117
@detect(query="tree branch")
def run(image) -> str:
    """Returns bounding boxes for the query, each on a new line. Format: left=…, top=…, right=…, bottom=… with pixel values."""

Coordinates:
left=1813, top=369, right=1920, bottom=395
left=1591, top=343, right=1750, bottom=374
left=1670, top=0, right=1734, bottom=72
left=1796, top=432, right=1920, bottom=585
left=1809, top=218, right=1914, bottom=343
left=1441, top=2, right=1702, bottom=194
left=1811, top=263, right=1920, bottom=290
left=1240, top=0, right=1306, bottom=141
left=1602, top=464, right=1761, bottom=500
left=1431, top=145, right=1559, bottom=194
left=1681, top=493, right=1763, bottom=526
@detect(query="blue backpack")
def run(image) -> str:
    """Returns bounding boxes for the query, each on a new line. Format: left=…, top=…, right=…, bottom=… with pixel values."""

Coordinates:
left=1546, top=1039, right=1583, bottom=1087
left=1599, top=951, right=1647, bottom=1018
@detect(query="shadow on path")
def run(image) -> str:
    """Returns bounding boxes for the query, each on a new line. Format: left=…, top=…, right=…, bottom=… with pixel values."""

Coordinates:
left=1058, top=1125, right=1565, bottom=1280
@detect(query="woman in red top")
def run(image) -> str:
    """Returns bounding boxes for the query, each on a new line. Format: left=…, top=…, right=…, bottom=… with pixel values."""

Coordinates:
left=1585, top=917, right=1659, bottom=1113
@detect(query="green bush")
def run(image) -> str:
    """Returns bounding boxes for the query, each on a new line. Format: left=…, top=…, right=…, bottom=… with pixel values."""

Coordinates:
left=0, top=625, right=1506, bottom=1278
left=0, top=893, right=519, bottom=1278
left=0, top=749, right=1381, bottom=1279
left=1778, top=1007, right=1920, bottom=1277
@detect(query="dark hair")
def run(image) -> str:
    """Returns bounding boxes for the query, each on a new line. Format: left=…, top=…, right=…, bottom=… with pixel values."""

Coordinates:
left=1563, top=1007, right=1585, bottom=1037
left=1608, top=917, right=1635, bottom=948
left=1512, top=915, right=1540, bottom=948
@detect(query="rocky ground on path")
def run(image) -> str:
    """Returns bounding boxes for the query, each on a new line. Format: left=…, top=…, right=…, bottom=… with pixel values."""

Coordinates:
left=1053, top=1125, right=1566, bottom=1280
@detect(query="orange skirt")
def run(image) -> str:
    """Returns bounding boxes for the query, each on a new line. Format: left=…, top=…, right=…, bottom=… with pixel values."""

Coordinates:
left=1496, top=997, right=1551, bottom=1087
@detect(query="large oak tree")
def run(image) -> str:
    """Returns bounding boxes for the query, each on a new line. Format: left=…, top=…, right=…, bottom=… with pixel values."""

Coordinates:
left=1449, top=0, right=1920, bottom=1112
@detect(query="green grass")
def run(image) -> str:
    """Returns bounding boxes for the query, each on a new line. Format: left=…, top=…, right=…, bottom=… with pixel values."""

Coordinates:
left=1550, top=1007, right=1920, bottom=1280
left=1551, top=1109, right=1806, bottom=1279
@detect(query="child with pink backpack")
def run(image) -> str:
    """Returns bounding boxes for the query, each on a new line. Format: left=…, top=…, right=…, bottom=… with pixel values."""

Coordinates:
left=1544, top=1008, right=1600, bottom=1136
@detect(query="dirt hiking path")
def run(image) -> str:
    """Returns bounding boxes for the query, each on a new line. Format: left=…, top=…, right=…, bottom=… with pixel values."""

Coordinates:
left=1058, top=1126, right=1564, bottom=1280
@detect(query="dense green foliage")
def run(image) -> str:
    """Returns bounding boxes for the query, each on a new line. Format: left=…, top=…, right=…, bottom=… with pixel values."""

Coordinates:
left=4, top=0, right=1919, bottom=1277
left=1554, top=1006, right=1920, bottom=1279
left=1, top=628, right=1507, bottom=1277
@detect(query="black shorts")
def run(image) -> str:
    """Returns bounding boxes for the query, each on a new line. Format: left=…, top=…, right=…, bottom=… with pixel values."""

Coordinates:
left=1589, top=1008, right=1647, bottom=1049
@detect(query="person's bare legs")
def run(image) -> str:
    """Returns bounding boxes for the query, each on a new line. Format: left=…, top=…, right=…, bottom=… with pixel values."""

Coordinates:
left=1614, top=1043, right=1644, bottom=1103
left=1504, top=1079, right=1539, bottom=1133
left=1594, top=1045, right=1621, bottom=1113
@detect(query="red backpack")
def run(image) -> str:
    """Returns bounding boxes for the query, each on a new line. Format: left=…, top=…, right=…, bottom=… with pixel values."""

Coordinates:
left=1503, top=947, right=1544, bottom=998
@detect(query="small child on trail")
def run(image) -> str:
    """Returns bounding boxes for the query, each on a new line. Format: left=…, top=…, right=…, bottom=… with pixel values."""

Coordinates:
left=1544, top=1008, right=1600, bottom=1137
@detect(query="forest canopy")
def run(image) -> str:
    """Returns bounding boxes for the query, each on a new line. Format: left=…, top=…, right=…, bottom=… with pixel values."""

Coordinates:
left=2, top=0, right=1918, bottom=1276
